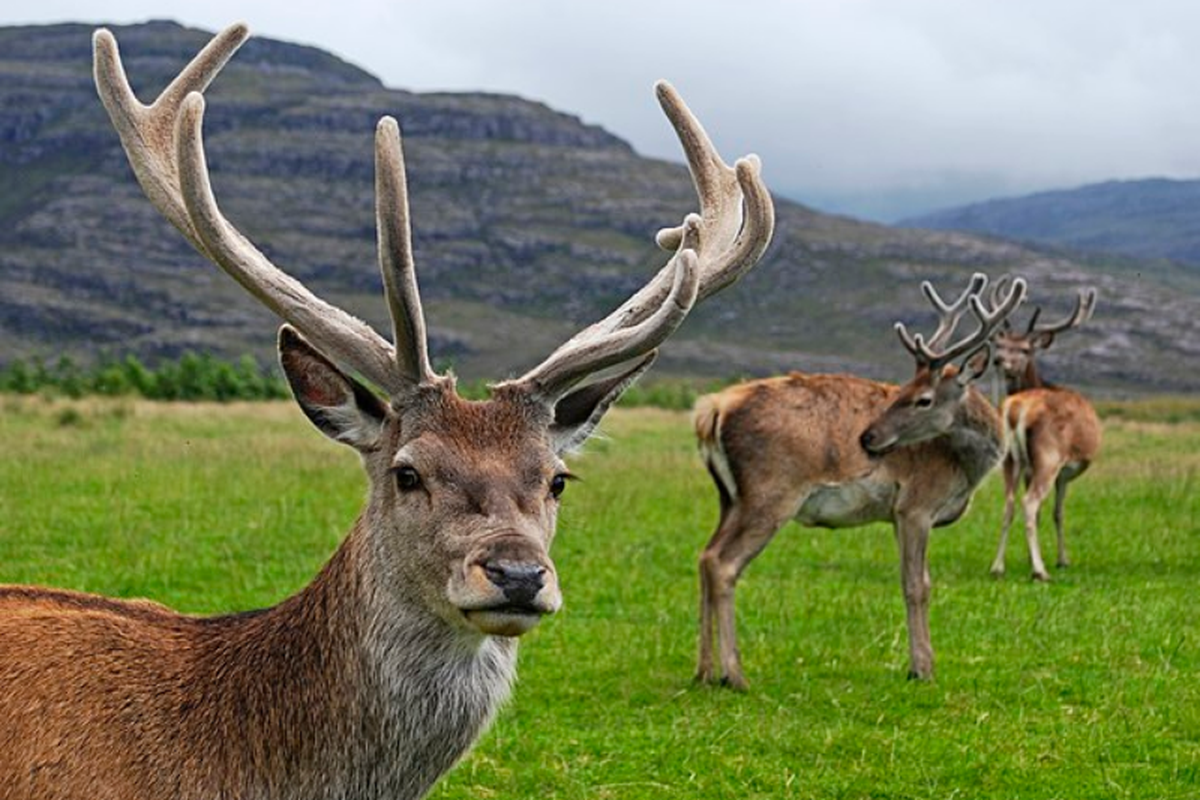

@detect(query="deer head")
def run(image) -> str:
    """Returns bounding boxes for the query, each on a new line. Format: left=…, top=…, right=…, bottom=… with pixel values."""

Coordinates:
left=93, top=23, right=774, bottom=638
left=860, top=273, right=1026, bottom=455
left=992, top=279, right=1097, bottom=387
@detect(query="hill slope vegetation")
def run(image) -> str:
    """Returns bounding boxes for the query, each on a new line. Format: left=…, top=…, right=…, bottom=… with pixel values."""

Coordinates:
left=2, top=21, right=1198, bottom=392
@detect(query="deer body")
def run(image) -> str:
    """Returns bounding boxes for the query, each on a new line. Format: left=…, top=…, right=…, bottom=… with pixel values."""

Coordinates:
left=0, top=542, right=516, bottom=800
left=695, top=371, right=1002, bottom=687
left=0, top=23, right=774, bottom=798
left=990, top=287, right=1102, bottom=580
left=693, top=275, right=1024, bottom=687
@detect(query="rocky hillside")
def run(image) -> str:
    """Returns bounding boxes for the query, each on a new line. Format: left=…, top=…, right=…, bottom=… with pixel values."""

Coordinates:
left=3, top=21, right=1198, bottom=394
left=900, top=178, right=1200, bottom=268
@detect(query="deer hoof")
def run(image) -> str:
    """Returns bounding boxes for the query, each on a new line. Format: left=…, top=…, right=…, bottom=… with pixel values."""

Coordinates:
left=1032, top=570, right=1051, bottom=582
left=718, top=674, right=750, bottom=692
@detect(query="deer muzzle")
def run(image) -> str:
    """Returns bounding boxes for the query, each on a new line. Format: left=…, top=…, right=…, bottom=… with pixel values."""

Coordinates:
left=860, top=426, right=898, bottom=456
left=454, top=534, right=561, bottom=637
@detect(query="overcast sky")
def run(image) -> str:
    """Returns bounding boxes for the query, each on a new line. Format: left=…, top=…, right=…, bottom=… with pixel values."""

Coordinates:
left=5, top=0, right=1200, bottom=221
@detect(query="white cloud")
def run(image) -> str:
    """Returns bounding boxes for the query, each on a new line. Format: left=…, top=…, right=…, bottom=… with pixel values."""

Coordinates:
left=6, top=0, right=1200, bottom=220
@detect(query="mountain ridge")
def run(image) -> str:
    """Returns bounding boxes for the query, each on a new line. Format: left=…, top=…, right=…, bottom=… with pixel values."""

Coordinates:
left=3, top=21, right=1198, bottom=394
left=900, top=177, right=1200, bottom=268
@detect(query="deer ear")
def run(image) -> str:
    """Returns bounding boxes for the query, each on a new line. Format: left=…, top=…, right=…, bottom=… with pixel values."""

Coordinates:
left=1031, top=330, right=1057, bottom=351
left=548, top=352, right=657, bottom=455
left=956, top=343, right=993, bottom=386
left=278, top=325, right=388, bottom=450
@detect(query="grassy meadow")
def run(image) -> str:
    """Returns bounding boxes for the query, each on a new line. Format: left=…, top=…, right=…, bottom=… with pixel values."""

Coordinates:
left=0, top=395, right=1198, bottom=799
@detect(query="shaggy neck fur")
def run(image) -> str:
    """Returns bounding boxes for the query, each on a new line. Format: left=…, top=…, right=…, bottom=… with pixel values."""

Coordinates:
left=946, top=389, right=1005, bottom=487
left=193, top=519, right=517, bottom=800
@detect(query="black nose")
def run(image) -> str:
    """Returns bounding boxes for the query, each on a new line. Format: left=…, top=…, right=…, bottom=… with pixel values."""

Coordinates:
left=483, top=561, right=546, bottom=606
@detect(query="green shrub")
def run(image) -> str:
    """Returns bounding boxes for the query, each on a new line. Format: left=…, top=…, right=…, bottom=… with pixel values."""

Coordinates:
left=0, top=353, right=288, bottom=403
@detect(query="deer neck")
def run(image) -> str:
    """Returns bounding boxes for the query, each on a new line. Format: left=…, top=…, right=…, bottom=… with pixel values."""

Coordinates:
left=945, top=390, right=1004, bottom=487
left=1007, top=359, right=1048, bottom=393
left=193, top=516, right=518, bottom=799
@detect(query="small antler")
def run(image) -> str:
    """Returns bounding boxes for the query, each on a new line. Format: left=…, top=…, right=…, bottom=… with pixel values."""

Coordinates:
left=1027, top=287, right=1097, bottom=337
left=896, top=274, right=1027, bottom=370
left=505, top=81, right=775, bottom=401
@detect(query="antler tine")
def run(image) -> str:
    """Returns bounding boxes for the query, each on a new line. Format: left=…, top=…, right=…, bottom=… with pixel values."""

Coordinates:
left=1022, top=306, right=1041, bottom=335
left=93, top=24, right=249, bottom=252
left=1030, top=287, right=1097, bottom=336
left=95, top=25, right=409, bottom=396
left=987, top=275, right=1014, bottom=325
left=922, top=272, right=987, bottom=349
left=376, top=117, right=437, bottom=386
left=506, top=82, right=774, bottom=400
left=893, top=322, right=927, bottom=362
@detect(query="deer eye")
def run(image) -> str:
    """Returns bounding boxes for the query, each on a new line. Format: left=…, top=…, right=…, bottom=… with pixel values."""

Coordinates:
left=549, top=473, right=570, bottom=500
left=914, top=395, right=934, bottom=409
left=395, top=466, right=422, bottom=492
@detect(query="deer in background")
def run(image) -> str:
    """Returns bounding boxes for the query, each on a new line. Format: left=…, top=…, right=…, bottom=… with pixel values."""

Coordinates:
left=988, top=283, right=1101, bottom=581
left=0, top=24, right=774, bottom=800
left=692, top=273, right=1025, bottom=687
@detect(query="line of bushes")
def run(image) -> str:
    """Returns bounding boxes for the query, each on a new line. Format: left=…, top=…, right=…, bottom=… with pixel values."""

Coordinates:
left=0, top=352, right=743, bottom=410
left=0, top=353, right=289, bottom=402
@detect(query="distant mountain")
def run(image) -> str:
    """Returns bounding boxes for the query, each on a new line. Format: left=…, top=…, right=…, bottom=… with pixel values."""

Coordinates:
left=900, top=178, right=1200, bottom=267
left=3, top=22, right=1199, bottom=393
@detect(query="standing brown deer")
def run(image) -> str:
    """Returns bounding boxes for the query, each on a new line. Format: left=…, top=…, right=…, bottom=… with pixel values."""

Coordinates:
left=692, top=274, right=1025, bottom=687
left=0, top=24, right=774, bottom=800
left=989, top=284, right=1101, bottom=581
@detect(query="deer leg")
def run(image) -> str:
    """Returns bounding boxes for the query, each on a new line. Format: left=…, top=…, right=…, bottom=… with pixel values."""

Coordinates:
left=895, top=514, right=934, bottom=680
left=1022, top=468, right=1053, bottom=582
left=696, top=514, right=724, bottom=685
left=699, top=505, right=789, bottom=691
left=1053, top=470, right=1071, bottom=568
left=990, top=453, right=1021, bottom=577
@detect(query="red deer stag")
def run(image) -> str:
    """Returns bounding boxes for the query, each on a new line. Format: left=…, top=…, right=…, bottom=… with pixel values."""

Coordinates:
left=0, top=24, right=774, bottom=800
left=693, top=273, right=1025, bottom=687
left=988, top=283, right=1101, bottom=580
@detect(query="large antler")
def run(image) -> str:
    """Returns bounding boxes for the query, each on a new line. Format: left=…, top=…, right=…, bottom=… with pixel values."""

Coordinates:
left=896, top=274, right=1027, bottom=370
left=504, top=82, right=775, bottom=401
left=95, top=24, right=772, bottom=403
left=94, top=24, right=432, bottom=395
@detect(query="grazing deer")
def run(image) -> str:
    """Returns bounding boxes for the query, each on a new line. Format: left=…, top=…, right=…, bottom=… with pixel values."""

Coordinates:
left=989, top=284, right=1101, bottom=581
left=692, top=274, right=1025, bottom=687
left=0, top=24, right=774, bottom=800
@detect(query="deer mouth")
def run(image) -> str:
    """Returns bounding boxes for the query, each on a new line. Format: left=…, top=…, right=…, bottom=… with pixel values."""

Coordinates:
left=864, top=440, right=897, bottom=457
left=462, top=602, right=554, bottom=637
left=860, top=429, right=898, bottom=457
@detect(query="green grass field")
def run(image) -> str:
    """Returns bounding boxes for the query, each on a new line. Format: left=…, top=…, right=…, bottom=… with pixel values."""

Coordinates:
left=1, top=396, right=1198, bottom=799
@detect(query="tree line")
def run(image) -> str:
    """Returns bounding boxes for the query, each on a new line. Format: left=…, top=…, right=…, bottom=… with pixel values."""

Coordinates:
left=0, top=353, right=289, bottom=402
left=0, top=352, right=738, bottom=409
